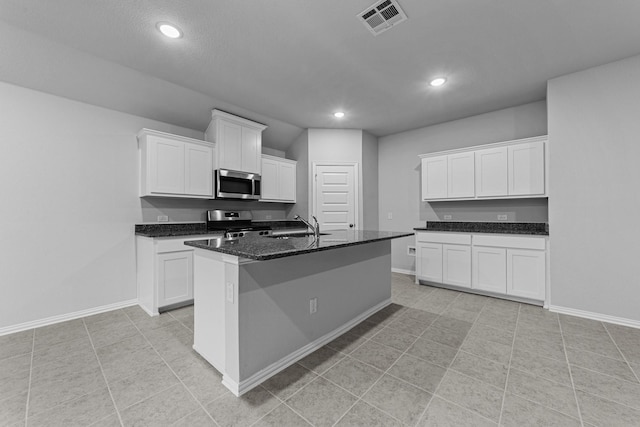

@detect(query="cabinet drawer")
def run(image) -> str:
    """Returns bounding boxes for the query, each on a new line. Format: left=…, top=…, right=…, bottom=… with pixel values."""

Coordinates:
left=472, top=235, right=545, bottom=250
left=416, top=232, right=471, bottom=245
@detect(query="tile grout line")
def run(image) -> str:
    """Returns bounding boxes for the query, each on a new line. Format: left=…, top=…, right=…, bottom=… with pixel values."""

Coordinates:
left=602, top=323, right=640, bottom=384
left=557, top=315, right=586, bottom=427
left=415, top=297, right=500, bottom=426
left=254, top=304, right=420, bottom=426
left=497, top=303, right=521, bottom=426
left=82, top=318, right=125, bottom=427
left=122, top=310, right=222, bottom=427
left=398, top=291, right=471, bottom=427
left=23, top=329, right=35, bottom=427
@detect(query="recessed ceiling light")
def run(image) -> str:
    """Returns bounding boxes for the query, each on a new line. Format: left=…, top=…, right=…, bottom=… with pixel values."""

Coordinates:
left=430, top=77, right=447, bottom=87
left=334, top=112, right=345, bottom=118
left=157, top=22, right=182, bottom=39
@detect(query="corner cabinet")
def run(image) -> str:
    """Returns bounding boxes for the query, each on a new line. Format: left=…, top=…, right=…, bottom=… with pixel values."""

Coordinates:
left=138, top=129, right=214, bottom=198
left=204, top=109, right=267, bottom=174
left=136, top=234, right=220, bottom=316
left=420, top=136, right=547, bottom=201
left=260, top=155, right=297, bottom=203
left=415, top=231, right=547, bottom=305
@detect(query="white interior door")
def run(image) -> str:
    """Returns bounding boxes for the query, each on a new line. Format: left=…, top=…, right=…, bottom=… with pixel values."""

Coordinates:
left=313, top=164, right=358, bottom=231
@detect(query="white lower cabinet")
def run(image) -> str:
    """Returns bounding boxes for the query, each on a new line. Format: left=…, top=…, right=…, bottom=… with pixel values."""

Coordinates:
left=415, top=231, right=547, bottom=304
left=416, top=243, right=443, bottom=283
left=136, top=234, right=219, bottom=316
left=443, top=244, right=471, bottom=288
left=416, top=233, right=471, bottom=287
left=157, top=251, right=193, bottom=309
left=472, top=246, right=507, bottom=293
left=507, top=249, right=546, bottom=300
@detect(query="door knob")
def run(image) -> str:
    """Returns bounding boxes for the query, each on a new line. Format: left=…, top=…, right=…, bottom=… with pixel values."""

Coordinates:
left=349, top=224, right=354, bottom=228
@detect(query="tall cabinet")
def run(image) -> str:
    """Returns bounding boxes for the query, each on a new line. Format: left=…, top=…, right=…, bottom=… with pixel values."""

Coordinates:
left=205, top=109, right=268, bottom=174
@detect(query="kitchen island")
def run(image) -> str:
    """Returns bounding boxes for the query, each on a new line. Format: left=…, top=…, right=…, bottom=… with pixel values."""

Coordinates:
left=184, top=229, right=412, bottom=396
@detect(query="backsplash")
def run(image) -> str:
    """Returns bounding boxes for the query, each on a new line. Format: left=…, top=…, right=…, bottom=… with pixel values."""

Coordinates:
left=423, top=198, right=548, bottom=223
left=140, top=197, right=289, bottom=223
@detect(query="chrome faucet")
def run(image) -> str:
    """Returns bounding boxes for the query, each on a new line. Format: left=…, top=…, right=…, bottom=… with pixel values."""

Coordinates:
left=294, top=215, right=320, bottom=239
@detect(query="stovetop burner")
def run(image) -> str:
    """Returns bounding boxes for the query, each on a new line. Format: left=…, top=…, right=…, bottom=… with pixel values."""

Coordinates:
left=206, top=210, right=272, bottom=238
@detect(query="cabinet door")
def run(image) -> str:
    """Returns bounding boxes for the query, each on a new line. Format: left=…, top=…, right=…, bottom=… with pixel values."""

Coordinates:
left=149, top=137, right=185, bottom=194
left=260, top=157, right=279, bottom=200
left=184, top=143, right=213, bottom=196
left=475, top=146, right=508, bottom=197
left=279, top=161, right=296, bottom=202
left=218, top=120, right=242, bottom=171
left=241, top=127, right=261, bottom=174
left=421, top=156, right=448, bottom=200
left=472, top=246, right=506, bottom=293
left=443, top=244, right=471, bottom=288
left=508, top=142, right=545, bottom=196
left=416, top=243, right=443, bottom=283
left=157, top=251, right=193, bottom=308
left=447, top=152, right=475, bottom=198
left=507, top=249, right=545, bottom=300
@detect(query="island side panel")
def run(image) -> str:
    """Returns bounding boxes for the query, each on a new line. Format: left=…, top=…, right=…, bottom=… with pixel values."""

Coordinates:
left=192, top=249, right=228, bottom=374
left=237, top=239, right=392, bottom=382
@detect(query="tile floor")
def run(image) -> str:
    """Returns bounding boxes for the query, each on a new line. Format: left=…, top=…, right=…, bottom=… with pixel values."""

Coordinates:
left=1, top=273, right=640, bottom=426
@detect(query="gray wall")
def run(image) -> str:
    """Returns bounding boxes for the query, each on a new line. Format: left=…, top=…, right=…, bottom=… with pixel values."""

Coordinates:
left=548, top=54, right=640, bottom=324
left=285, top=129, right=309, bottom=219
left=378, top=101, right=548, bottom=273
left=362, top=131, right=379, bottom=230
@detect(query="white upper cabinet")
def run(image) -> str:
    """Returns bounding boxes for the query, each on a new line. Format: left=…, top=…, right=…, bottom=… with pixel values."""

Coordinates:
left=138, top=129, right=214, bottom=198
left=205, top=109, right=267, bottom=174
left=421, top=152, right=474, bottom=200
left=421, top=155, right=448, bottom=200
left=475, top=146, right=508, bottom=197
left=260, top=155, right=296, bottom=203
left=420, top=136, right=547, bottom=201
left=447, top=152, right=475, bottom=198
left=508, top=141, right=545, bottom=196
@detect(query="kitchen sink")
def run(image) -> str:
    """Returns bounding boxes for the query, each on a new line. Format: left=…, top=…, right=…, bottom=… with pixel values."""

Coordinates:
left=268, top=232, right=330, bottom=239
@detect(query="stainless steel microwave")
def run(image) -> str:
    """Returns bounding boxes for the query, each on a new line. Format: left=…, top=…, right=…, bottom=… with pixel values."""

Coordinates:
left=215, top=169, right=261, bottom=200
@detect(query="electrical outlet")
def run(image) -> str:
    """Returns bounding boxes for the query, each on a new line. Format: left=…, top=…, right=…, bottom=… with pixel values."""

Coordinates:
left=266, top=215, right=272, bottom=220
left=157, top=215, right=169, bottom=222
left=387, top=212, right=393, bottom=220
left=443, top=214, right=452, bottom=220
left=309, top=298, right=317, bottom=314
left=497, top=214, right=508, bottom=221
left=226, top=283, right=234, bottom=303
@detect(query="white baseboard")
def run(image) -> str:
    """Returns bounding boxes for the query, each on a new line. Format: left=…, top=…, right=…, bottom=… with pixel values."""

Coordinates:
left=392, top=268, right=415, bottom=275
left=218, top=298, right=392, bottom=397
left=549, top=305, right=640, bottom=330
left=0, top=299, right=139, bottom=336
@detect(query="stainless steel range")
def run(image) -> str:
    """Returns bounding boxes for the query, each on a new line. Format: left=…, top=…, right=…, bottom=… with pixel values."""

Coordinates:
left=206, top=210, right=272, bottom=238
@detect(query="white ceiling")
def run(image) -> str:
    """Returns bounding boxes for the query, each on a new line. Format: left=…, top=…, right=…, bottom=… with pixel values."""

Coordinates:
left=2, top=0, right=640, bottom=151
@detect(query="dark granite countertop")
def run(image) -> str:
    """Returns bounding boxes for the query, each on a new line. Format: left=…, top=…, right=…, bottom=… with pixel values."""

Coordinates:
left=414, top=221, right=549, bottom=236
left=135, top=223, right=220, bottom=238
left=184, top=230, right=414, bottom=261
left=136, top=219, right=316, bottom=238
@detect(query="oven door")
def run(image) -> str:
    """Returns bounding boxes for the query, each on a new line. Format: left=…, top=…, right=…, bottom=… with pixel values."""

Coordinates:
left=215, top=169, right=261, bottom=200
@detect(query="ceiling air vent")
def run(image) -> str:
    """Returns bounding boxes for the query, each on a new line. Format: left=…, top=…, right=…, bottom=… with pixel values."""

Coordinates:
left=358, top=0, right=407, bottom=36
